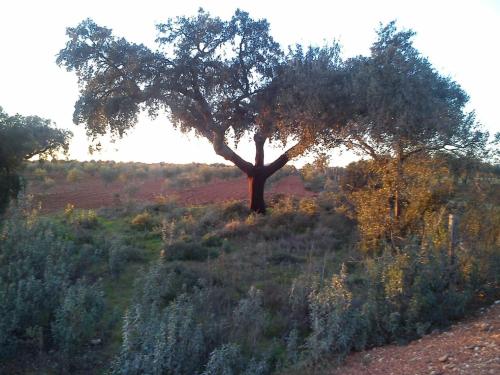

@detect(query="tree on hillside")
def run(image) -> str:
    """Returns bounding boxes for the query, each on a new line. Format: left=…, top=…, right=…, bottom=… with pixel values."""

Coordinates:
left=57, top=9, right=349, bottom=213
left=0, top=107, right=72, bottom=213
left=332, top=22, right=488, bottom=243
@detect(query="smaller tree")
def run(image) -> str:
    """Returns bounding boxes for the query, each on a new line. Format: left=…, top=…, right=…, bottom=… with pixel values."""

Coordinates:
left=0, top=106, right=72, bottom=212
left=333, top=22, right=488, bottom=245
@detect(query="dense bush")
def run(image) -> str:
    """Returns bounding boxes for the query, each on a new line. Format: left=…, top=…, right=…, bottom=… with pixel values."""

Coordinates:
left=232, top=287, right=267, bottom=348
left=66, top=167, right=86, bottom=182
left=361, top=244, right=475, bottom=343
left=112, top=294, right=205, bottom=375
left=164, top=241, right=216, bottom=261
left=0, top=202, right=109, bottom=370
left=52, top=282, right=106, bottom=363
left=202, top=343, right=268, bottom=375
left=306, top=265, right=367, bottom=362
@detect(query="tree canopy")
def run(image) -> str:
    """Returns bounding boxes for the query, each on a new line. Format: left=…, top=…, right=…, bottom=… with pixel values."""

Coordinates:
left=57, top=9, right=348, bottom=213
left=0, top=107, right=71, bottom=212
left=339, top=21, right=487, bottom=161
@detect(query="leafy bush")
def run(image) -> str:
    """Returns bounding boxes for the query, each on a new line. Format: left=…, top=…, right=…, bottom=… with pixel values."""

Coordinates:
left=108, top=243, right=143, bottom=277
left=306, top=265, right=366, bottom=362
left=361, top=244, right=475, bottom=343
left=111, top=294, right=205, bottom=375
left=100, top=166, right=120, bottom=185
left=232, top=287, right=267, bottom=348
left=71, top=208, right=99, bottom=229
left=66, top=167, right=85, bottom=182
left=202, top=343, right=268, bottom=375
left=0, top=202, right=108, bottom=368
left=130, top=212, right=153, bottom=230
left=202, top=343, right=243, bottom=375
left=52, top=282, right=106, bottom=362
left=164, top=241, right=216, bottom=261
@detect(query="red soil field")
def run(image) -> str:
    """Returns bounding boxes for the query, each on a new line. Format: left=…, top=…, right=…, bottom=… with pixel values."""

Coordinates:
left=28, top=175, right=315, bottom=213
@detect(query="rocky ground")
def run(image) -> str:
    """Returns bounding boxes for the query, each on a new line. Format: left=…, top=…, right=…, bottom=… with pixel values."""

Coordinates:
left=332, top=301, right=500, bottom=375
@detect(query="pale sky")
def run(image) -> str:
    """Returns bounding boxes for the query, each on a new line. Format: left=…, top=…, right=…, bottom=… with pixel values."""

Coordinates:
left=1, top=0, right=499, bottom=167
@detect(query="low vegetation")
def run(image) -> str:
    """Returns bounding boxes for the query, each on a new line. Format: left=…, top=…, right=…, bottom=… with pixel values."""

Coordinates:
left=1, top=8, right=498, bottom=375
left=1, top=156, right=498, bottom=374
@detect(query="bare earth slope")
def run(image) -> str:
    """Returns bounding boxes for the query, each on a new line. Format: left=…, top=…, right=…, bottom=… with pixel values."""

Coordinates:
left=333, top=302, right=500, bottom=375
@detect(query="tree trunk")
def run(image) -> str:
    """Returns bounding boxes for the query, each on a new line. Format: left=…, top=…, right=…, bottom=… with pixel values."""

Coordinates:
left=212, top=131, right=300, bottom=215
left=248, top=135, right=268, bottom=214
left=248, top=169, right=267, bottom=214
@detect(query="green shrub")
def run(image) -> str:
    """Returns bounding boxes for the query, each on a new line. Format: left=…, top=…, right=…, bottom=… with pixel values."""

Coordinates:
left=232, top=287, right=267, bottom=348
left=202, top=343, right=269, bottom=375
left=71, top=209, right=99, bottom=229
left=306, top=265, right=367, bottom=362
left=52, top=282, right=106, bottom=362
left=111, top=294, right=205, bottom=375
left=0, top=202, right=108, bottom=368
left=100, top=166, right=120, bottom=185
left=130, top=212, right=153, bottom=230
left=108, top=243, right=143, bottom=277
left=202, top=233, right=224, bottom=247
left=202, top=343, right=244, bottom=375
left=361, top=244, right=475, bottom=343
left=164, top=241, right=216, bottom=261
left=66, top=167, right=85, bottom=182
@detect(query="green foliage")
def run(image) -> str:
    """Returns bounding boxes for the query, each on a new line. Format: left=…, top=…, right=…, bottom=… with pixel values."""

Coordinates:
left=0, top=106, right=71, bottom=212
left=0, top=172, right=22, bottom=213
left=361, top=244, right=474, bottom=343
left=232, top=287, right=266, bottom=348
left=164, top=241, right=216, bottom=262
left=202, top=344, right=244, bottom=375
left=202, top=343, right=268, bottom=375
left=130, top=211, right=154, bottom=230
left=306, top=265, right=366, bottom=361
left=343, top=21, right=487, bottom=160
left=0, top=201, right=107, bottom=369
left=52, top=282, right=106, bottom=361
left=66, top=167, right=85, bottom=182
left=66, top=207, right=99, bottom=229
left=100, top=166, right=120, bottom=185
left=112, top=293, right=205, bottom=375
left=108, top=243, right=142, bottom=277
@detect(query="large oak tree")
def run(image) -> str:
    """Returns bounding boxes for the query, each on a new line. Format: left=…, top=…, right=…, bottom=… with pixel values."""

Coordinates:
left=57, top=9, right=348, bottom=213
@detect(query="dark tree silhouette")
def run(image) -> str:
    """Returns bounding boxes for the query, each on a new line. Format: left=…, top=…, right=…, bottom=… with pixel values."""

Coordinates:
left=0, top=107, right=72, bottom=212
left=57, top=9, right=348, bottom=213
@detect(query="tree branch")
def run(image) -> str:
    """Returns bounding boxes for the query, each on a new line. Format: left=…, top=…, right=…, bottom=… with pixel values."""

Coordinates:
left=264, top=142, right=305, bottom=178
left=254, top=133, right=266, bottom=167
left=212, top=132, right=253, bottom=174
left=351, top=135, right=379, bottom=160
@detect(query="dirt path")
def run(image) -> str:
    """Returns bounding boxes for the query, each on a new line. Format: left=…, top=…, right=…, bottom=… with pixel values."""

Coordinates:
left=28, top=175, right=314, bottom=212
left=332, top=302, right=500, bottom=375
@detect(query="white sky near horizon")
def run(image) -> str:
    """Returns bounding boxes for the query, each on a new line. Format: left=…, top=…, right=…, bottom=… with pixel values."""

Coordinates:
left=0, top=0, right=499, bottom=167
